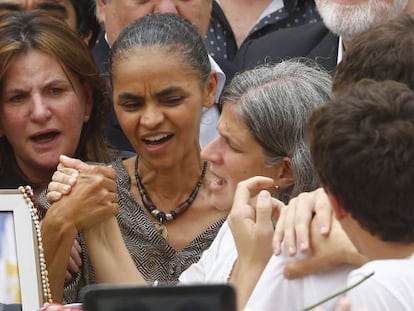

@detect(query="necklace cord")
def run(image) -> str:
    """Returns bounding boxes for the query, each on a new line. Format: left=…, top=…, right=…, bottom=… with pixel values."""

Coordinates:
left=134, top=156, right=208, bottom=224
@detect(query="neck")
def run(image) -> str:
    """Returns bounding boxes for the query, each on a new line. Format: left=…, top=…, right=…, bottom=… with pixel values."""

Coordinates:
left=342, top=37, right=351, bottom=51
left=405, top=1, right=414, bottom=13
left=16, top=164, right=52, bottom=199
left=343, top=217, right=414, bottom=261
left=134, top=155, right=208, bottom=222
left=134, top=154, right=206, bottom=199
left=360, top=238, right=414, bottom=261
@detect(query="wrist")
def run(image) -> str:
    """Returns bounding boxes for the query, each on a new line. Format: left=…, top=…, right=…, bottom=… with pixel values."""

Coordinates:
left=43, top=203, right=78, bottom=239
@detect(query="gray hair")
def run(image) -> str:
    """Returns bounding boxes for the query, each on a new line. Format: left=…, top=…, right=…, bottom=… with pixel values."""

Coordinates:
left=109, top=13, right=211, bottom=86
left=222, top=60, right=332, bottom=203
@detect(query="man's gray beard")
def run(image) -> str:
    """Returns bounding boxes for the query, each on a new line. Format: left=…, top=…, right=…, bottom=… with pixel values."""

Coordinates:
left=315, top=0, right=409, bottom=41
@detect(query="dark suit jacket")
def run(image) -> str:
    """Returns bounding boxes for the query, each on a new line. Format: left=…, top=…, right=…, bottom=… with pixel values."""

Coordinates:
left=234, top=21, right=339, bottom=74
left=92, top=31, right=134, bottom=152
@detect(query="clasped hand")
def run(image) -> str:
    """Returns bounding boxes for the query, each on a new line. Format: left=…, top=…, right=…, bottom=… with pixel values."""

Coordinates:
left=46, top=154, right=119, bottom=279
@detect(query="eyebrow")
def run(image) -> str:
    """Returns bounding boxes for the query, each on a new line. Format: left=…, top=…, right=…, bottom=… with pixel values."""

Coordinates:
left=117, top=87, right=183, bottom=101
left=117, top=92, right=144, bottom=102
left=0, top=3, right=21, bottom=11
left=36, top=1, right=67, bottom=15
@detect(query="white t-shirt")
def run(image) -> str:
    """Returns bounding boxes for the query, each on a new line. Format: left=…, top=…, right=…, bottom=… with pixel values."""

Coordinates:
left=179, top=221, right=236, bottom=283
left=345, top=256, right=414, bottom=311
left=244, top=253, right=354, bottom=311
left=180, top=220, right=354, bottom=311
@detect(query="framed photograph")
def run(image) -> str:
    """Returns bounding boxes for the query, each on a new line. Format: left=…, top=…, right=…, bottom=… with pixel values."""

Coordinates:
left=0, top=189, right=43, bottom=311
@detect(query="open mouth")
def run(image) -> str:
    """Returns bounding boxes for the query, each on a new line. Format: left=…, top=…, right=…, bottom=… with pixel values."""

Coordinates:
left=30, top=131, right=59, bottom=143
left=214, top=177, right=225, bottom=186
left=142, top=133, right=173, bottom=146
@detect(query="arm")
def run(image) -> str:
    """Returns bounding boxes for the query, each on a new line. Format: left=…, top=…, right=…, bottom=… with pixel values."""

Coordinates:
left=283, top=217, right=367, bottom=279
left=49, top=155, right=147, bottom=285
left=42, top=157, right=119, bottom=302
left=273, top=188, right=366, bottom=279
left=227, top=176, right=283, bottom=311
left=82, top=217, right=146, bottom=285
left=41, top=207, right=78, bottom=303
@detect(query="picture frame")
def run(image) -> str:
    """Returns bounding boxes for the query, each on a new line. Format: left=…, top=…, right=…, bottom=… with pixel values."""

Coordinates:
left=0, top=189, right=43, bottom=311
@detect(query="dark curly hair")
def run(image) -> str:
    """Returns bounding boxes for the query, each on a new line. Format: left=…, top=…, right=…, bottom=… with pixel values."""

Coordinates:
left=309, top=79, right=414, bottom=243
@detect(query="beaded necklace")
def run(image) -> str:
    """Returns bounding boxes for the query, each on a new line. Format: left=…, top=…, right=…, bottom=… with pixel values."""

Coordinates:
left=18, top=185, right=53, bottom=304
left=134, top=156, right=208, bottom=238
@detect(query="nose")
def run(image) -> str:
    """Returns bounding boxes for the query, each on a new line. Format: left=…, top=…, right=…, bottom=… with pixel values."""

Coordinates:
left=30, top=93, right=52, bottom=122
left=23, top=0, right=35, bottom=9
left=201, top=136, right=223, bottom=164
left=154, top=0, right=179, bottom=13
left=140, top=105, right=164, bottom=129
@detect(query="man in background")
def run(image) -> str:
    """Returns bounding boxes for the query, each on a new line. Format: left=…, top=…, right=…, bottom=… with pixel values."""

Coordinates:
left=235, top=0, right=412, bottom=72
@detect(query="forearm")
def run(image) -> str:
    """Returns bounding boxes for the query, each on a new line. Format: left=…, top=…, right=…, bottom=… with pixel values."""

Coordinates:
left=41, top=209, right=78, bottom=303
left=82, top=217, right=146, bottom=284
left=230, top=260, right=268, bottom=311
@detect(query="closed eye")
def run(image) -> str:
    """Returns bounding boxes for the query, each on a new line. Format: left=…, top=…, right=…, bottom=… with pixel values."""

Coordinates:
left=119, top=100, right=143, bottom=111
left=49, top=88, right=65, bottom=96
left=6, top=92, right=28, bottom=104
left=161, top=96, right=184, bottom=106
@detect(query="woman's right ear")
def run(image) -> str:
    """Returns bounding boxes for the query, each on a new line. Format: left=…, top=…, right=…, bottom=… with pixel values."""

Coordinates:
left=95, top=0, right=107, bottom=25
left=203, top=72, right=218, bottom=108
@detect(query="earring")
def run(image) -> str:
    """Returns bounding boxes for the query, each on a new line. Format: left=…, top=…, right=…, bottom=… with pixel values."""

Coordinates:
left=275, top=185, right=280, bottom=190
left=84, top=115, right=90, bottom=123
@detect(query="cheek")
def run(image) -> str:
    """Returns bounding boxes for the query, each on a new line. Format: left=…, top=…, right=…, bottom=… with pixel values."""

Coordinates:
left=211, top=183, right=236, bottom=211
left=59, top=97, right=87, bottom=129
left=115, top=109, right=137, bottom=131
left=230, top=162, right=259, bottom=184
left=0, top=109, right=24, bottom=137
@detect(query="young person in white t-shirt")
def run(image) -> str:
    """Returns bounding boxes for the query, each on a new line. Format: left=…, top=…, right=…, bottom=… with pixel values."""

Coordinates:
left=307, top=79, right=414, bottom=310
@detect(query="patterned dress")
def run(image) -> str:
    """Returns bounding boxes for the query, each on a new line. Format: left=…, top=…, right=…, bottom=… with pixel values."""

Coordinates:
left=63, top=158, right=225, bottom=303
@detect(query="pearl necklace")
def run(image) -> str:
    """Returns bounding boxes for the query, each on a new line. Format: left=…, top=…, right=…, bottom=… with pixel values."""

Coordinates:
left=134, top=156, right=208, bottom=239
left=18, top=185, right=53, bottom=304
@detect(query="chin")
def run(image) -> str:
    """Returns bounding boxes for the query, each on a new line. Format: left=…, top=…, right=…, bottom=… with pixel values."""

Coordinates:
left=212, top=193, right=233, bottom=212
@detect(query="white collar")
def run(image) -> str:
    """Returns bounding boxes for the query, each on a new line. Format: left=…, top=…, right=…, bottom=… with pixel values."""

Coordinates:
left=208, top=55, right=226, bottom=103
left=337, top=37, right=344, bottom=64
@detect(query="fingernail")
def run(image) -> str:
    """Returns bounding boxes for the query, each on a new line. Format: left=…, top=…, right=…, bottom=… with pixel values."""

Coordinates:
left=300, top=242, right=307, bottom=251
left=68, top=177, right=76, bottom=185
left=63, top=185, right=71, bottom=192
left=289, top=246, right=296, bottom=255
left=320, top=225, right=328, bottom=234
left=259, top=190, right=270, bottom=199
